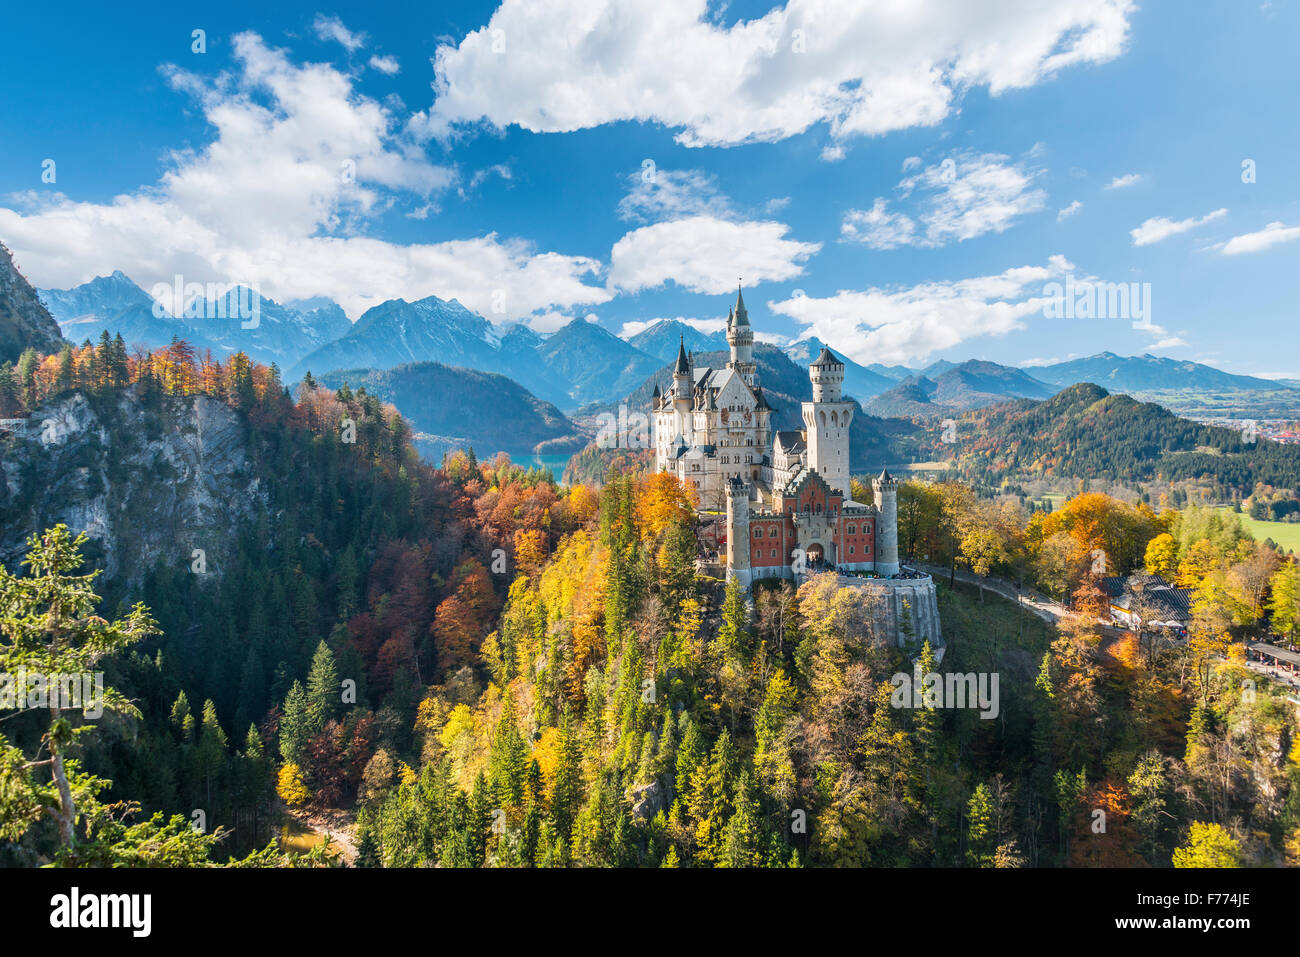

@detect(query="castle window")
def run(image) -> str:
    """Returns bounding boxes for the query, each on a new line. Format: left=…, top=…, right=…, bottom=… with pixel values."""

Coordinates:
left=770, top=549, right=777, bottom=558
left=848, top=525, right=856, bottom=535
left=849, top=546, right=855, bottom=555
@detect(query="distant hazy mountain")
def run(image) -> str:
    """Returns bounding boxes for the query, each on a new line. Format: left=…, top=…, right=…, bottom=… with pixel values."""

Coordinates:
left=313, top=361, right=589, bottom=464
left=625, top=319, right=727, bottom=363
left=1032, top=352, right=1294, bottom=393
left=534, top=319, right=663, bottom=407
left=195, top=287, right=350, bottom=368
left=866, top=363, right=914, bottom=381
left=291, top=295, right=498, bottom=378
left=40, top=272, right=349, bottom=369
left=864, top=378, right=947, bottom=419
left=0, top=243, right=66, bottom=362
left=783, top=336, right=895, bottom=399
left=866, top=360, right=1055, bottom=417
left=40, top=270, right=152, bottom=329
left=292, top=297, right=661, bottom=410
left=42, top=270, right=192, bottom=350
left=915, top=359, right=959, bottom=379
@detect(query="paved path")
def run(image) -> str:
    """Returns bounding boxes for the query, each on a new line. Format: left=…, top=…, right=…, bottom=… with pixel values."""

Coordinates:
left=919, top=562, right=1300, bottom=700
left=912, top=562, right=1067, bottom=623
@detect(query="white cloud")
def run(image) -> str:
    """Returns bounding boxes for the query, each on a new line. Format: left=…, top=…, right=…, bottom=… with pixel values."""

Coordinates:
left=1057, top=200, right=1083, bottom=221
left=1105, top=172, right=1141, bottom=189
left=423, top=0, right=1134, bottom=149
left=462, top=163, right=513, bottom=197
left=608, top=215, right=820, bottom=294
left=767, top=256, right=1073, bottom=364
left=841, top=151, right=1046, bottom=248
left=1220, top=221, right=1300, bottom=256
left=313, top=14, right=367, bottom=52
left=1130, top=207, right=1226, bottom=246
left=617, top=168, right=732, bottom=223
left=841, top=198, right=918, bottom=248
left=0, top=33, right=610, bottom=326
left=618, top=316, right=727, bottom=338
left=1149, top=336, right=1189, bottom=349
left=369, top=54, right=401, bottom=75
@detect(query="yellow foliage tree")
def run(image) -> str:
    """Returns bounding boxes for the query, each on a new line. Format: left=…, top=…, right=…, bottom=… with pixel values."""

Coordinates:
left=1144, top=532, right=1177, bottom=578
left=1172, top=821, right=1242, bottom=868
left=635, top=471, right=697, bottom=539
left=277, top=763, right=311, bottom=806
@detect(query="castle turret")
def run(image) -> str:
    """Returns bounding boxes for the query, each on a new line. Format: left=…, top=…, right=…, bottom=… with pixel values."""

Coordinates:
left=802, top=347, right=853, bottom=499
left=725, top=476, right=752, bottom=589
left=726, top=285, right=757, bottom=388
left=672, top=336, right=691, bottom=398
left=671, top=335, right=694, bottom=444
left=872, top=467, right=900, bottom=575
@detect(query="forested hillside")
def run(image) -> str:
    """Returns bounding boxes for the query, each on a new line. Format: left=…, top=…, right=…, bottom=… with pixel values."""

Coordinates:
left=313, top=362, right=589, bottom=464
left=2, top=341, right=1298, bottom=869
left=929, top=383, right=1300, bottom=501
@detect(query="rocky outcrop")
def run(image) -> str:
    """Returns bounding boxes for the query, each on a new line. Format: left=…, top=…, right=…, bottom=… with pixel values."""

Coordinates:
left=0, top=242, right=65, bottom=363
left=627, top=779, right=666, bottom=823
left=0, top=390, right=265, bottom=585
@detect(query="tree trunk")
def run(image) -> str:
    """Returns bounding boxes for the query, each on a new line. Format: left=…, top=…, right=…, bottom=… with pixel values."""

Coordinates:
left=50, top=748, right=76, bottom=848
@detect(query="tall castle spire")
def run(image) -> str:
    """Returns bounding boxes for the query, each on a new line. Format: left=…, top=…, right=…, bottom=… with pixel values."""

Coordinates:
left=733, top=284, right=749, bottom=325
left=726, top=283, right=756, bottom=387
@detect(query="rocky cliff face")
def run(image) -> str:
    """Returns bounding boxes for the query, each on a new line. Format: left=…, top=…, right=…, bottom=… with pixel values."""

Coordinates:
left=0, top=390, right=265, bottom=585
left=0, top=242, right=65, bottom=363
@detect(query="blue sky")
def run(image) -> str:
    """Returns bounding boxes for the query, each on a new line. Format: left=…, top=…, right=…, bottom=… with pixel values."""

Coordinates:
left=1, top=0, right=1297, bottom=375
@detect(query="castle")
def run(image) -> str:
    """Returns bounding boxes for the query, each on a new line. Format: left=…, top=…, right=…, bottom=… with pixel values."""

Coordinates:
left=650, top=287, right=901, bottom=590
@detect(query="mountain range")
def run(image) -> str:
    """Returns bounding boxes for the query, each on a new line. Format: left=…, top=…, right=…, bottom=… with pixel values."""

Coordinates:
left=625, top=319, right=727, bottom=362
left=784, top=336, right=897, bottom=399
left=312, top=361, right=589, bottom=465
left=866, top=361, right=1057, bottom=417
left=18, top=259, right=1300, bottom=435
left=1029, top=352, right=1291, bottom=393
left=40, top=271, right=350, bottom=369
left=292, top=304, right=664, bottom=411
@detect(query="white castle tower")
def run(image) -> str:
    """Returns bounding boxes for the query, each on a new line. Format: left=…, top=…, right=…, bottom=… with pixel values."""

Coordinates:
left=725, top=476, right=752, bottom=589
left=671, top=336, right=693, bottom=445
left=872, top=468, right=900, bottom=576
left=802, top=347, right=854, bottom=499
left=726, top=285, right=757, bottom=388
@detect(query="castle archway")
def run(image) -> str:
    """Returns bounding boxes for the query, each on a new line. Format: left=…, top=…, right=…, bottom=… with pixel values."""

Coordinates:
left=806, top=543, right=824, bottom=566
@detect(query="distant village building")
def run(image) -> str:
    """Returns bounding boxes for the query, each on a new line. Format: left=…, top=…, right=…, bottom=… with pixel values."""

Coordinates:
left=1101, top=573, right=1193, bottom=631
